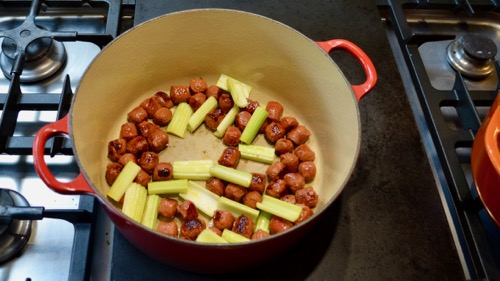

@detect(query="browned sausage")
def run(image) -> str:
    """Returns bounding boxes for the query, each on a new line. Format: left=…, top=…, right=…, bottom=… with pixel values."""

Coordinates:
left=224, top=183, right=247, bottom=202
left=213, top=209, right=235, bottom=230
left=249, top=173, right=266, bottom=194
left=107, top=138, right=127, bottom=162
left=274, top=138, right=294, bottom=156
left=265, top=179, right=287, bottom=198
left=126, top=136, right=149, bottom=156
left=295, top=186, right=318, bottom=208
left=266, top=161, right=286, bottom=182
left=138, top=151, right=159, bottom=174
left=298, top=161, right=316, bottom=182
left=189, top=77, right=208, bottom=93
left=295, top=203, right=314, bottom=224
left=118, top=153, right=137, bottom=166
left=235, top=111, right=252, bottom=131
left=147, top=128, right=169, bottom=153
left=188, top=92, right=207, bottom=111
left=232, top=214, right=255, bottom=239
left=170, top=85, right=191, bottom=105
left=204, top=107, right=225, bottom=131
left=120, top=122, right=138, bottom=141
left=140, top=97, right=163, bottom=118
left=206, top=85, right=221, bottom=100
left=258, top=119, right=270, bottom=134
left=180, top=218, right=206, bottom=240
left=265, top=101, right=284, bottom=122
left=218, top=147, right=240, bottom=168
left=251, top=229, right=270, bottom=240
left=269, top=216, right=293, bottom=234
left=105, top=162, right=123, bottom=186
left=153, top=162, right=173, bottom=181
left=294, top=144, right=316, bottom=162
left=206, top=177, right=226, bottom=196
left=158, top=198, right=178, bottom=219
left=209, top=226, right=222, bottom=236
left=137, top=121, right=159, bottom=138
left=242, top=191, right=262, bottom=209
left=177, top=200, right=199, bottom=220
left=222, top=126, right=241, bottom=147
left=156, top=221, right=178, bottom=237
left=134, top=169, right=151, bottom=187
left=153, top=91, right=174, bottom=108
left=279, top=152, right=299, bottom=173
left=280, top=194, right=297, bottom=204
left=127, top=106, right=148, bottom=124
left=283, top=173, right=305, bottom=194
left=218, top=93, right=234, bottom=113
left=286, top=125, right=311, bottom=146
left=279, top=116, right=298, bottom=132
left=152, top=107, right=173, bottom=126
left=245, top=99, right=260, bottom=114
left=264, top=122, right=286, bottom=143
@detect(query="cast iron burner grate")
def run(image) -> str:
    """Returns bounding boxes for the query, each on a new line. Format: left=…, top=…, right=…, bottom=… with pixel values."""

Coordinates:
left=377, top=0, right=500, bottom=280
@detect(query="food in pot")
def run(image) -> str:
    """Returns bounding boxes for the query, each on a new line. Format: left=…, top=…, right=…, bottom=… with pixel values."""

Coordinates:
left=105, top=75, right=319, bottom=243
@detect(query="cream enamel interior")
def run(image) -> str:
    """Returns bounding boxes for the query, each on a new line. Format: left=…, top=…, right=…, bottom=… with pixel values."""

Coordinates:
left=71, top=9, right=360, bottom=221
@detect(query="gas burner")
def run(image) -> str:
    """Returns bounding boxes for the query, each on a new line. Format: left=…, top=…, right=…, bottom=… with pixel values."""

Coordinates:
left=446, top=34, right=497, bottom=79
left=0, top=189, right=32, bottom=264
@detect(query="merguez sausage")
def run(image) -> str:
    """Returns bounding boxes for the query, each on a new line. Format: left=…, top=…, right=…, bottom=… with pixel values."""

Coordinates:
left=105, top=163, right=123, bottom=185
left=153, top=91, right=174, bottom=108
left=206, top=177, right=226, bottom=196
left=235, top=111, right=252, bottom=131
left=157, top=221, right=179, bottom=237
left=177, top=200, right=199, bottom=220
left=127, top=106, right=148, bottom=124
left=218, top=147, right=240, bottom=168
left=170, top=85, right=191, bottom=105
left=265, top=179, right=287, bottom=198
left=269, top=216, right=293, bottom=234
left=107, top=138, right=126, bottom=162
left=120, top=122, right=138, bottom=141
left=242, top=191, right=262, bottom=209
left=286, top=125, right=311, bottom=146
left=279, top=152, right=299, bottom=173
left=224, top=183, right=247, bottom=202
left=264, top=122, right=286, bottom=143
left=274, top=138, right=294, bottom=156
left=266, top=161, right=286, bottom=182
left=232, top=214, right=255, bottom=239
left=279, top=116, right=298, bottom=132
left=298, top=161, right=316, bottom=182
left=249, top=173, right=266, bottom=194
left=204, top=107, right=225, bottom=131
left=265, top=101, right=284, bottom=122
left=158, top=198, right=178, bottom=219
left=134, top=169, right=151, bottom=187
left=147, top=128, right=169, bottom=153
left=152, top=107, right=173, bottom=126
left=118, top=153, right=137, bottom=166
left=126, top=136, right=149, bottom=156
left=294, top=144, right=316, bottom=162
left=206, top=85, right=221, bottom=100
left=180, top=218, right=206, bottom=240
left=295, top=187, right=319, bottom=208
left=189, top=77, right=208, bottom=93
left=138, top=151, right=159, bottom=174
left=218, top=93, right=234, bottom=114
left=283, top=172, right=305, bottom=194
left=153, top=162, right=173, bottom=181
left=140, top=97, right=163, bottom=118
left=222, top=126, right=241, bottom=147
left=189, top=92, right=207, bottom=111
left=213, top=209, right=235, bottom=230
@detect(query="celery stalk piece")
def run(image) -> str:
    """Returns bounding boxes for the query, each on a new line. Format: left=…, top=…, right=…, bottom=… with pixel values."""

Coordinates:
left=221, top=229, right=250, bottom=243
left=214, top=105, right=240, bottom=138
left=240, top=107, right=269, bottom=144
left=256, top=195, right=302, bottom=222
left=215, top=74, right=252, bottom=98
left=147, top=179, right=188, bottom=195
left=209, top=164, right=252, bottom=187
left=166, top=102, right=193, bottom=138
left=179, top=181, right=220, bottom=217
left=107, top=161, right=141, bottom=202
left=218, top=196, right=260, bottom=222
left=187, top=96, right=218, bottom=133
left=141, top=194, right=161, bottom=229
left=196, top=229, right=229, bottom=244
left=122, top=183, right=148, bottom=223
left=254, top=210, right=272, bottom=233
left=238, top=143, right=275, bottom=164
left=173, top=160, right=213, bottom=181
left=226, top=76, right=250, bottom=108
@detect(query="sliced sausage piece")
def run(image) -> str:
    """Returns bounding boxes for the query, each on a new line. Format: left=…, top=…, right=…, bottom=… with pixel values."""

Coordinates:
left=264, top=122, right=286, bottom=143
left=287, top=125, right=311, bottom=146
left=153, top=162, right=173, bottom=181
left=134, top=169, right=151, bottom=187
left=235, top=111, right=252, bottom=131
left=269, top=216, right=293, bottom=234
left=232, top=214, right=255, bottom=239
left=258, top=119, right=270, bottom=134
left=280, top=152, right=299, bottom=173
left=180, top=218, right=206, bottom=240
left=294, top=144, right=316, bottom=162
left=213, top=209, right=235, bottom=230
left=137, top=121, right=159, bottom=138
left=283, top=173, right=305, bottom=194
left=204, top=107, right=225, bottom=131
left=118, top=153, right=137, bottom=166
left=105, top=162, right=123, bottom=186
left=280, top=194, right=297, bottom=204
left=218, top=93, right=234, bottom=113
left=177, top=200, right=199, bottom=220
left=218, top=147, right=240, bottom=168
left=251, top=229, right=270, bottom=240
left=209, top=226, right=223, bottom=236
left=295, top=203, right=314, bottom=225
left=222, top=126, right=241, bottom=147
left=153, top=91, right=174, bottom=108
left=107, top=138, right=127, bottom=162
left=189, top=77, right=208, bottom=93
left=158, top=198, right=178, bottom=219
left=274, top=138, right=294, bottom=156
left=120, top=122, right=138, bottom=141
left=298, top=161, right=317, bottom=182
left=265, top=101, right=284, bottom=122
left=265, top=179, right=287, bottom=199
left=170, top=85, right=191, bottom=105
left=206, top=177, right=226, bottom=196
left=224, top=183, right=247, bottom=202
left=279, top=116, right=298, bottom=132
left=140, top=97, right=163, bottom=118
left=147, top=128, right=169, bottom=153
left=295, top=186, right=319, bottom=208
left=188, top=92, right=207, bottom=111
left=206, top=85, right=221, bottom=100
left=249, top=173, right=266, bottom=194
left=242, top=191, right=262, bottom=209
left=157, top=221, right=178, bottom=237
left=127, top=106, right=148, bottom=124
left=126, top=136, right=149, bottom=156
left=245, top=99, right=260, bottom=114
left=138, top=151, right=159, bottom=174
left=152, top=107, right=173, bottom=126
left=266, top=161, right=286, bottom=182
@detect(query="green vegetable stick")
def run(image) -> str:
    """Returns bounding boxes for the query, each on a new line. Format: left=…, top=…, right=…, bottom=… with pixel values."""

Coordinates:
left=107, top=161, right=141, bottom=202
left=141, top=194, right=161, bottom=229
left=187, top=96, right=218, bottom=132
left=122, top=183, right=148, bottom=223
left=196, top=229, right=229, bottom=244
left=221, top=229, right=250, bottom=243
left=209, top=164, right=252, bottom=187
left=214, top=105, right=240, bottom=138
left=218, top=196, right=260, bottom=223
left=166, top=102, right=193, bottom=138
left=238, top=143, right=275, bottom=164
left=179, top=181, right=220, bottom=217
left=215, top=74, right=252, bottom=98
left=227, top=76, right=250, bottom=108
left=173, top=160, right=213, bottom=181
left=240, top=107, right=269, bottom=144
left=147, top=179, right=189, bottom=195
left=254, top=210, right=272, bottom=233
left=256, top=195, right=303, bottom=222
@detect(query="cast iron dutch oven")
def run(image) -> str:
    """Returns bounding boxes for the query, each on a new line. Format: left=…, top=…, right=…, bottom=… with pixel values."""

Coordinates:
left=33, top=9, right=377, bottom=273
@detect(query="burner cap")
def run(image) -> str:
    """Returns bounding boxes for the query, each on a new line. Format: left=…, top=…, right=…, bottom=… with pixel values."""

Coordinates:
left=446, top=34, right=497, bottom=79
left=0, top=189, right=32, bottom=264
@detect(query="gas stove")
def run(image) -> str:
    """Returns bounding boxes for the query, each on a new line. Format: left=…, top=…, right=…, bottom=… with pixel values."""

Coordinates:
left=377, top=0, right=500, bottom=280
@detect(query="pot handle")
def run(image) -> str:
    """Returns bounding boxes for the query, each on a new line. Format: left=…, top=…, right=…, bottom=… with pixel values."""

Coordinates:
left=33, top=115, right=94, bottom=195
left=316, top=39, right=377, bottom=101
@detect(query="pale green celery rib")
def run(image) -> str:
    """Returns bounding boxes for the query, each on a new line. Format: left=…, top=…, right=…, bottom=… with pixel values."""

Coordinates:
left=107, top=161, right=141, bottom=202
left=147, top=179, right=189, bottom=195
left=256, top=195, right=302, bottom=222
